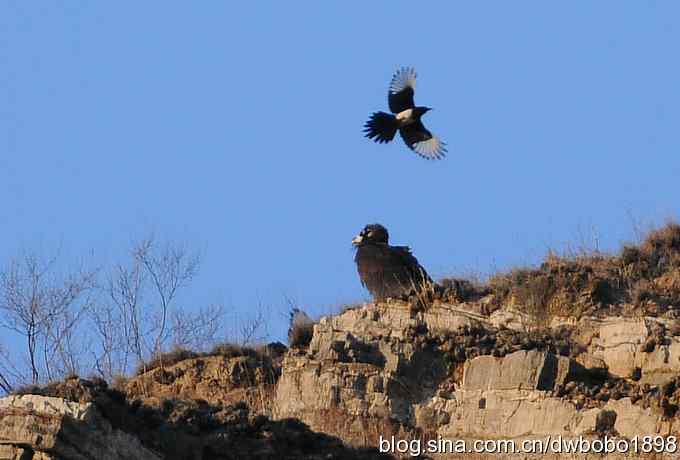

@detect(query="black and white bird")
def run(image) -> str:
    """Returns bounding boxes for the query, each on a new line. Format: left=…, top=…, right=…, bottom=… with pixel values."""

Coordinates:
left=363, top=67, right=447, bottom=160
left=352, top=223, right=433, bottom=301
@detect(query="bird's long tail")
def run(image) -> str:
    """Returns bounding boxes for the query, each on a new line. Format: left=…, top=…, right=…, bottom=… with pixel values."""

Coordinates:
left=363, top=112, right=398, bottom=143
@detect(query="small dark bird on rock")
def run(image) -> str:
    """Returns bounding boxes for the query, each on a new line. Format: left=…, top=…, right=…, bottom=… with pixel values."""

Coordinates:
left=363, top=67, right=447, bottom=160
left=288, top=308, right=314, bottom=348
left=352, top=224, right=433, bottom=301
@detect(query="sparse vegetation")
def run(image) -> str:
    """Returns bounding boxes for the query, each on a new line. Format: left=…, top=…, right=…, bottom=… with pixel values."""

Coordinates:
left=2, top=221, right=680, bottom=394
left=437, top=277, right=490, bottom=303
left=136, top=341, right=287, bottom=375
left=435, top=221, right=680, bottom=323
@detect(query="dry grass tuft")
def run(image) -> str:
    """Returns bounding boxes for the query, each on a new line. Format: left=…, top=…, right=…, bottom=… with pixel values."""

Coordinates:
left=136, top=341, right=287, bottom=375
left=436, top=221, right=680, bottom=323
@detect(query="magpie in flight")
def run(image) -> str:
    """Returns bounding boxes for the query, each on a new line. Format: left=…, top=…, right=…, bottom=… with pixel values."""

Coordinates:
left=363, top=67, right=447, bottom=160
left=352, top=223, right=433, bottom=301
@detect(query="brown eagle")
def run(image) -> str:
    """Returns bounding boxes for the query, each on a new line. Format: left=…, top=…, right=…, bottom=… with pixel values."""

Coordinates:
left=352, top=223, right=432, bottom=301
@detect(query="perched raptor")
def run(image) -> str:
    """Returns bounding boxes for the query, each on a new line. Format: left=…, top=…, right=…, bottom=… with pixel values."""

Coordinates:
left=352, top=223, right=433, bottom=301
left=363, top=67, right=447, bottom=160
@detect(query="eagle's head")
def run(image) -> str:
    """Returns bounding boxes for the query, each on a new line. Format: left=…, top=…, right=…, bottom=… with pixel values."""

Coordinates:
left=352, top=223, right=389, bottom=246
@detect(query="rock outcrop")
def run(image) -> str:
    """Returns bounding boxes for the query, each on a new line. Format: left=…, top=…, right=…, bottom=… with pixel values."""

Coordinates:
left=0, top=370, right=392, bottom=460
left=5, top=222, right=680, bottom=458
left=274, top=300, right=680, bottom=458
left=0, top=394, right=159, bottom=460
left=4, top=299, right=680, bottom=459
left=4, top=298, right=680, bottom=458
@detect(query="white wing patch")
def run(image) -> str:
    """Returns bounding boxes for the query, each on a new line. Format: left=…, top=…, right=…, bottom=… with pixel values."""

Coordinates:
left=412, top=136, right=447, bottom=160
left=389, top=67, right=417, bottom=95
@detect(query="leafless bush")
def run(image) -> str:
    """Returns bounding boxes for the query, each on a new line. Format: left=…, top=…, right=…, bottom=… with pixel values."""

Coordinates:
left=90, top=235, right=226, bottom=380
left=136, top=346, right=200, bottom=375
left=0, top=253, right=96, bottom=386
left=170, top=303, right=225, bottom=350
left=224, top=303, right=271, bottom=347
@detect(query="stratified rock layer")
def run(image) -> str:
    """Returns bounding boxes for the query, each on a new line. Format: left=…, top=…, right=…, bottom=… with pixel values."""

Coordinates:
left=0, top=394, right=159, bottom=460
left=275, top=300, right=680, bottom=458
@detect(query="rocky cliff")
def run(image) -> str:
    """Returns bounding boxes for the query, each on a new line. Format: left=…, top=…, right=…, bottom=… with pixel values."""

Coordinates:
left=275, top=300, right=680, bottom=458
left=3, top=224, right=680, bottom=459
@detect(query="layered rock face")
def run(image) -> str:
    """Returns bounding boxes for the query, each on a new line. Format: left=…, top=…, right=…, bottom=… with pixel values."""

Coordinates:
left=274, top=300, right=680, bottom=458
left=3, top=300, right=680, bottom=458
left=0, top=394, right=159, bottom=460
left=0, top=363, right=391, bottom=460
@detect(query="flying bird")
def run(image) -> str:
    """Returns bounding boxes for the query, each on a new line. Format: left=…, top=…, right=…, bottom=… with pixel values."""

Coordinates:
left=352, top=223, right=433, bottom=301
left=363, top=67, right=447, bottom=160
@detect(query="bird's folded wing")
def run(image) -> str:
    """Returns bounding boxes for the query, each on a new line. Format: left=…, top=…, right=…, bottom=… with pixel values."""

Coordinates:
left=399, top=121, right=447, bottom=160
left=388, top=67, right=416, bottom=113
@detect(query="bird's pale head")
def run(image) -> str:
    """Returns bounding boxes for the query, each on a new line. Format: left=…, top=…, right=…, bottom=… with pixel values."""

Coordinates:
left=352, top=223, right=389, bottom=246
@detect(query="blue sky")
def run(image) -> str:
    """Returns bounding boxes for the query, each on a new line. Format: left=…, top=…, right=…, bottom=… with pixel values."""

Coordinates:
left=1, top=2, right=679, bottom=343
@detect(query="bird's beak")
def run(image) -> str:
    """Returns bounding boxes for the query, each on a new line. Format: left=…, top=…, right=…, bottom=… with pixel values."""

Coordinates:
left=351, top=235, right=363, bottom=246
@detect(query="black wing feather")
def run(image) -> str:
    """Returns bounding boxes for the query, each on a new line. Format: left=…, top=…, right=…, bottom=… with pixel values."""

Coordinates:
left=363, top=112, right=398, bottom=143
left=389, top=87, right=415, bottom=114
left=399, top=121, right=447, bottom=160
left=388, top=67, right=416, bottom=113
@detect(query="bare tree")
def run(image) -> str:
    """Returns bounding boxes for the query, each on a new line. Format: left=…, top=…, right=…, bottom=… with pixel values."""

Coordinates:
left=0, top=237, right=228, bottom=384
left=0, top=253, right=96, bottom=385
left=91, top=235, right=218, bottom=380
left=91, top=258, right=146, bottom=380
left=133, top=236, right=200, bottom=358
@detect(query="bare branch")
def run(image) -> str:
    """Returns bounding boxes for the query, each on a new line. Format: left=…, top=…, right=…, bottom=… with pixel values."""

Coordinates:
left=0, top=253, right=96, bottom=385
left=90, top=235, right=207, bottom=379
left=235, top=303, right=270, bottom=347
left=170, top=303, right=225, bottom=350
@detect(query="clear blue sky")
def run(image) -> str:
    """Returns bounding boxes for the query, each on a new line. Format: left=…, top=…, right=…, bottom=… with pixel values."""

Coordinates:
left=1, top=2, right=679, bottom=343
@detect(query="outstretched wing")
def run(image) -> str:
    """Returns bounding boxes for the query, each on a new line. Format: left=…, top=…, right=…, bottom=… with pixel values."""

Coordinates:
left=399, top=121, right=447, bottom=160
left=388, top=67, right=416, bottom=114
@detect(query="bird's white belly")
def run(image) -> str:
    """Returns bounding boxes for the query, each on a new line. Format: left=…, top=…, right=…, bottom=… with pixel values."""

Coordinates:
left=395, top=109, right=415, bottom=126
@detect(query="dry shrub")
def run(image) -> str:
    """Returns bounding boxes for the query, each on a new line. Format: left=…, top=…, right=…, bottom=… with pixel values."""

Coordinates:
left=437, top=277, right=490, bottom=302
left=136, top=347, right=200, bottom=375
left=431, top=222, right=680, bottom=324
left=622, top=222, right=680, bottom=276
left=621, top=222, right=680, bottom=308
left=486, top=258, right=611, bottom=323
left=12, top=384, right=44, bottom=397
left=136, top=342, right=287, bottom=376
left=11, top=375, right=126, bottom=405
